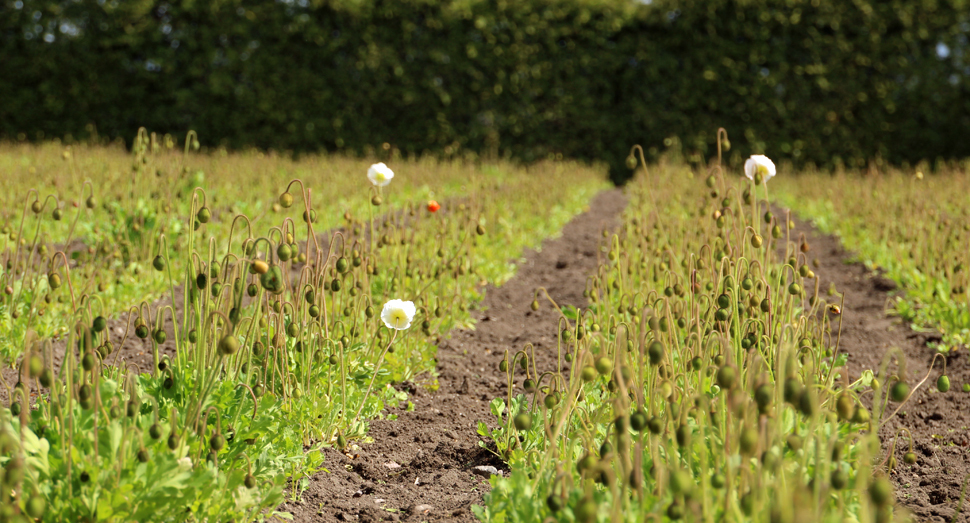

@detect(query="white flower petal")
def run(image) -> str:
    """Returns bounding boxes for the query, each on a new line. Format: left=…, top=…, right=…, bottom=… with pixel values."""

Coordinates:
left=381, top=299, right=415, bottom=330
left=367, top=163, right=395, bottom=187
left=744, top=155, right=776, bottom=183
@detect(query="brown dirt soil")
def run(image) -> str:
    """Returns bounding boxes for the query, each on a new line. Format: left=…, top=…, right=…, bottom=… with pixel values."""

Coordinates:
left=279, top=189, right=627, bottom=522
left=780, top=207, right=970, bottom=523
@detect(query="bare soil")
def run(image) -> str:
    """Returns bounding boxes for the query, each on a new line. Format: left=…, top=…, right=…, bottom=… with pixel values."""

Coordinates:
left=280, top=189, right=627, bottom=522
left=780, top=208, right=970, bottom=523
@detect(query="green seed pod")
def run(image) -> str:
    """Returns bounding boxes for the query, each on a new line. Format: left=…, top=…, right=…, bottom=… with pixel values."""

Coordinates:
left=831, top=468, right=847, bottom=490
left=336, top=257, right=349, bottom=273
left=669, top=469, right=693, bottom=496
left=498, top=359, right=508, bottom=372
left=371, top=195, right=382, bottom=206
left=260, top=265, right=285, bottom=294
left=153, top=255, right=166, bottom=271
left=788, top=283, right=802, bottom=296
left=675, top=424, right=691, bottom=447
left=331, top=278, right=341, bottom=292
left=137, top=448, right=150, bottom=463
left=25, top=495, right=46, bottom=518
left=196, top=206, right=211, bottom=224
left=543, top=393, right=559, bottom=409
left=277, top=243, right=292, bottom=262
left=245, top=474, right=257, bottom=489
left=783, top=377, right=802, bottom=404
left=210, top=433, right=226, bottom=451
left=890, top=380, right=910, bottom=402
left=329, top=355, right=339, bottom=365
left=594, top=357, right=612, bottom=375
left=48, top=273, right=61, bottom=290
left=309, top=305, right=320, bottom=318
left=903, top=451, right=917, bottom=465
left=279, top=192, right=294, bottom=208
left=546, top=493, right=564, bottom=513
left=109, top=405, right=122, bottom=419
left=513, top=412, right=532, bottom=431
left=835, top=394, right=855, bottom=421
left=786, top=433, right=803, bottom=451
left=135, top=324, right=150, bottom=339
left=754, top=384, right=772, bottom=413
left=523, top=379, right=536, bottom=393
left=28, top=355, right=43, bottom=378
left=630, top=410, right=648, bottom=432
left=149, top=423, right=162, bottom=440
left=167, top=433, right=179, bottom=450
left=93, top=316, right=107, bottom=332
left=648, top=341, right=664, bottom=365
left=476, top=224, right=486, bottom=235
left=716, top=366, right=736, bottom=390
left=739, top=427, right=758, bottom=455
left=577, top=454, right=598, bottom=474
left=218, top=335, right=240, bottom=355
left=196, top=273, right=207, bottom=289
left=710, top=472, right=726, bottom=489
left=740, top=491, right=755, bottom=515
left=39, top=369, right=53, bottom=388
left=188, top=329, right=198, bottom=343
left=760, top=298, right=771, bottom=312
left=797, top=389, right=816, bottom=417
left=153, top=329, right=166, bottom=344
left=247, top=283, right=258, bottom=297
left=82, top=352, right=96, bottom=371
left=869, top=477, right=893, bottom=506
left=581, top=366, right=597, bottom=382
left=937, top=375, right=950, bottom=393
left=851, top=405, right=871, bottom=424
left=575, top=496, right=598, bottom=523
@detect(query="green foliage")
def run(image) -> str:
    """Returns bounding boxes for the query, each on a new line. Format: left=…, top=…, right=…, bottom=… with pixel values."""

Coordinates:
left=776, top=166, right=970, bottom=352
left=478, top=160, right=913, bottom=522
left=0, top=138, right=608, bottom=520
left=1, top=0, right=968, bottom=183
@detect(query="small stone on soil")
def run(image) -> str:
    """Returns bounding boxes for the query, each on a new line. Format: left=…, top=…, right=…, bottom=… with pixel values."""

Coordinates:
left=472, top=465, right=501, bottom=477
left=410, top=504, right=433, bottom=515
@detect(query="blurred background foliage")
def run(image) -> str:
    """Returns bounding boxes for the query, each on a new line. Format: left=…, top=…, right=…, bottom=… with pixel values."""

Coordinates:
left=1, top=0, right=968, bottom=183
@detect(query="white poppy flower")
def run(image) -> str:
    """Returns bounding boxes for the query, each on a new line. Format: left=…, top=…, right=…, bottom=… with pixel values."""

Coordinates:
left=177, top=456, right=193, bottom=470
left=744, top=155, right=776, bottom=184
left=367, top=163, right=394, bottom=187
left=381, top=299, right=416, bottom=330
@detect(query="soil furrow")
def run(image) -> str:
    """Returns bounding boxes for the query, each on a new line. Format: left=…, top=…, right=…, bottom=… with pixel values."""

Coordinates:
left=779, top=207, right=970, bottom=523
left=281, top=188, right=627, bottom=522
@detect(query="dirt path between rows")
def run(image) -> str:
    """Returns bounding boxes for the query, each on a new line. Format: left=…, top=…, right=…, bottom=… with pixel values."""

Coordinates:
left=280, top=189, right=627, bottom=522
left=780, top=207, right=970, bottom=523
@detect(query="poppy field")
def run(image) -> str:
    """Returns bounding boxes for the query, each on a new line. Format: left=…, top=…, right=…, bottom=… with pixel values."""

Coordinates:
left=0, top=131, right=965, bottom=522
